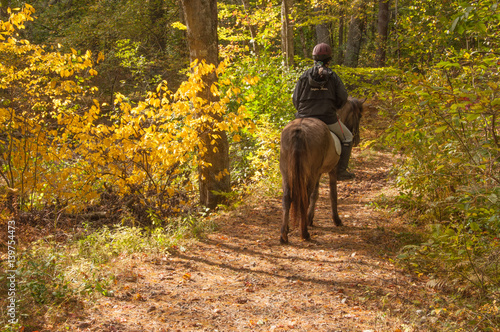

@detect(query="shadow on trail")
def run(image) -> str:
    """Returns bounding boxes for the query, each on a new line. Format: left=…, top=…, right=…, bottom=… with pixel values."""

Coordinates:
left=170, top=249, right=367, bottom=291
left=168, top=191, right=414, bottom=295
left=209, top=191, right=409, bottom=261
left=162, top=149, right=425, bottom=320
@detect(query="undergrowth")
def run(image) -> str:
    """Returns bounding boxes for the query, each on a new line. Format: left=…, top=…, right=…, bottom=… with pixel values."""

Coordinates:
left=0, top=215, right=214, bottom=331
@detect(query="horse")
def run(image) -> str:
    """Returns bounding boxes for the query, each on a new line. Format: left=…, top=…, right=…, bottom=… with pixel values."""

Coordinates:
left=279, top=97, right=364, bottom=244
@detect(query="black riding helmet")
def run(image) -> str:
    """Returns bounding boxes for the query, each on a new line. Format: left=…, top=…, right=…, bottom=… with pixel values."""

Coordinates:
left=312, top=43, right=332, bottom=63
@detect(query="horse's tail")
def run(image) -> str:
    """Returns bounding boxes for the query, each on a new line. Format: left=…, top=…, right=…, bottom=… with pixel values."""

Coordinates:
left=288, top=126, right=310, bottom=227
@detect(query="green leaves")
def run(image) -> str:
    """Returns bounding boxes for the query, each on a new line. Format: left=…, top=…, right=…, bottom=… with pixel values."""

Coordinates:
left=383, top=7, right=500, bottom=298
left=435, top=125, right=448, bottom=133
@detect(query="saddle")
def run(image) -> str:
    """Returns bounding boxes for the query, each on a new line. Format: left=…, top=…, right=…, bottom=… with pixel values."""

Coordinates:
left=329, top=131, right=342, bottom=155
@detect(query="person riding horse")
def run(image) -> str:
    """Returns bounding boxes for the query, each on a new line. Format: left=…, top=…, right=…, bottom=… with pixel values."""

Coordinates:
left=292, top=43, right=355, bottom=181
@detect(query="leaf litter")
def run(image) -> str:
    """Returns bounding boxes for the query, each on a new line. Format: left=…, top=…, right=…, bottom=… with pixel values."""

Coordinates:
left=58, top=148, right=458, bottom=332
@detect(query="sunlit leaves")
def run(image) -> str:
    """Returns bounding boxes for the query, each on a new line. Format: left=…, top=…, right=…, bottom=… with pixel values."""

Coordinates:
left=383, top=54, right=500, bottom=230
left=395, top=0, right=500, bottom=68
left=218, top=1, right=281, bottom=49
left=389, top=52, right=500, bottom=296
left=0, top=9, right=255, bottom=218
left=0, top=6, right=99, bottom=210
left=171, top=21, right=187, bottom=31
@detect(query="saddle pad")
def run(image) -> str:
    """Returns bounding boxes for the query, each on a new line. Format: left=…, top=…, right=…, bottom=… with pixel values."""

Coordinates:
left=330, top=132, right=342, bottom=155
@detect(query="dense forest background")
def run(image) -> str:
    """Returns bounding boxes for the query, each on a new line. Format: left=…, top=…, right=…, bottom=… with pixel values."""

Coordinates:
left=1, top=0, right=499, bottom=330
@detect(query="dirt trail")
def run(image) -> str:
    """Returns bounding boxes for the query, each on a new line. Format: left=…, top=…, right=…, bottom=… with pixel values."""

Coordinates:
left=66, top=150, right=434, bottom=332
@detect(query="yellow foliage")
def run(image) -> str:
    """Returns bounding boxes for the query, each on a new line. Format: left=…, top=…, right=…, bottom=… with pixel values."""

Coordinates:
left=97, top=51, right=105, bottom=63
left=1, top=8, right=254, bottom=216
left=171, top=21, right=187, bottom=31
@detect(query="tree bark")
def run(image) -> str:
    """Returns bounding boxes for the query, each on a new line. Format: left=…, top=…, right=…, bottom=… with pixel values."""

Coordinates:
left=376, top=0, right=390, bottom=67
left=344, top=0, right=367, bottom=67
left=241, top=0, right=259, bottom=54
left=181, top=0, right=230, bottom=209
left=299, top=27, right=308, bottom=58
left=281, top=0, right=294, bottom=67
left=336, top=7, right=346, bottom=65
left=394, top=0, right=400, bottom=66
left=314, top=4, right=330, bottom=45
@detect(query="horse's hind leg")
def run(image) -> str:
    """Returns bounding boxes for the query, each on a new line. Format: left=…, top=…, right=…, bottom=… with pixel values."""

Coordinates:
left=299, top=181, right=316, bottom=241
left=280, top=185, right=291, bottom=244
left=307, top=180, right=320, bottom=227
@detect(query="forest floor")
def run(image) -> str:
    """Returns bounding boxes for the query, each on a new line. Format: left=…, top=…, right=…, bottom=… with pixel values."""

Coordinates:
left=5, top=106, right=496, bottom=331
left=53, top=147, right=453, bottom=332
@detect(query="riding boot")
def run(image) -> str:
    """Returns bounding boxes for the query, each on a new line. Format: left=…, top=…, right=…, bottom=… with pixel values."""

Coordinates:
left=337, top=142, right=355, bottom=181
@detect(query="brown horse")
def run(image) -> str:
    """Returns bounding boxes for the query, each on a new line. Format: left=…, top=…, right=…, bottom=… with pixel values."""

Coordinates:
left=279, top=97, right=364, bottom=244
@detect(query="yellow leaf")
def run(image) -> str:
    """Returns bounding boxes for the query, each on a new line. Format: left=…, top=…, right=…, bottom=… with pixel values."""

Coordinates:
left=171, top=21, right=187, bottom=30
left=244, top=75, right=259, bottom=85
left=25, top=4, right=35, bottom=12
left=97, top=51, right=105, bottom=63
left=210, top=84, right=219, bottom=96
left=244, top=93, right=256, bottom=101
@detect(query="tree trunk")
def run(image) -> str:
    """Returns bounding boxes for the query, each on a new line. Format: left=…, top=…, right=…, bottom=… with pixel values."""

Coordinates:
left=344, top=0, right=366, bottom=67
left=336, top=8, right=345, bottom=65
left=299, top=27, right=308, bottom=58
left=241, top=0, right=259, bottom=54
left=376, top=0, right=390, bottom=67
left=394, top=0, right=400, bottom=66
left=314, top=4, right=330, bottom=45
left=181, top=0, right=230, bottom=209
left=281, top=0, right=294, bottom=67
left=148, top=0, right=167, bottom=52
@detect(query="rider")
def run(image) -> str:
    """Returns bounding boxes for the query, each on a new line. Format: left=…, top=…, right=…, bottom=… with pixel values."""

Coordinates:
left=292, top=43, right=355, bottom=181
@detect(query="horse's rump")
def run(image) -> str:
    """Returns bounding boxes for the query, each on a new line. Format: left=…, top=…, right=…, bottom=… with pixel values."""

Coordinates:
left=280, top=118, right=336, bottom=226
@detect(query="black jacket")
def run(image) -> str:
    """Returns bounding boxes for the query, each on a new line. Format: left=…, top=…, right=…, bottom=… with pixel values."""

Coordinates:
left=292, top=65, right=348, bottom=125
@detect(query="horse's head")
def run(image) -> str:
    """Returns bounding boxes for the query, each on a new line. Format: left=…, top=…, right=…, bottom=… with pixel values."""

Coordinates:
left=338, top=97, right=365, bottom=147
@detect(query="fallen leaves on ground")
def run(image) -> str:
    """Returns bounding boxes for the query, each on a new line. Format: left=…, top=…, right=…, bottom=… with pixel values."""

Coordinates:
left=55, top=150, right=453, bottom=332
